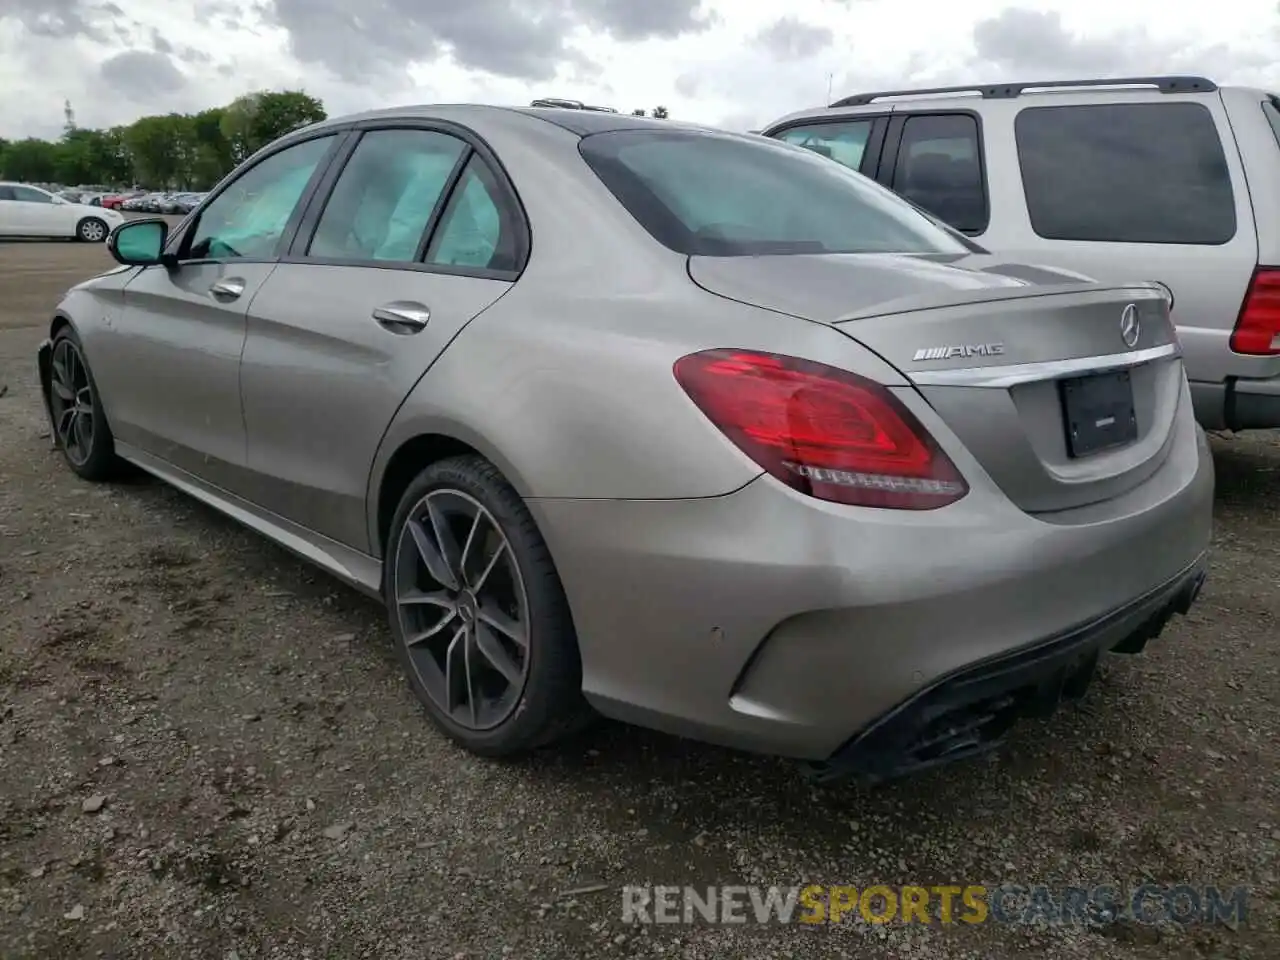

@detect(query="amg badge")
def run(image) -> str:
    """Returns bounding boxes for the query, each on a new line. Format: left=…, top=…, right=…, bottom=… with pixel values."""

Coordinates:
left=912, top=343, right=1006, bottom=362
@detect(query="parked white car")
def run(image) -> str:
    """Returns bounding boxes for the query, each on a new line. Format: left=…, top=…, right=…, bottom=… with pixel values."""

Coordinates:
left=0, top=181, right=125, bottom=242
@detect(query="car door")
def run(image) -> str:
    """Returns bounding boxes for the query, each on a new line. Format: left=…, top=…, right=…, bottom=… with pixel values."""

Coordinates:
left=0, top=185, right=20, bottom=235
left=90, top=132, right=345, bottom=492
left=9, top=185, right=64, bottom=236
left=238, top=122, right=527, bottom=551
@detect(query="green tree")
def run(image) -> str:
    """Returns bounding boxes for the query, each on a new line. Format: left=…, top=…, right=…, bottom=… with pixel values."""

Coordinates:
left=189, top=107, right=232, bottom=188
left=124, top=113, right=196, bottom=188
left=652, top=106, right=669, bottom=119
left=221, top=90, right=326, bottom=165
left=2, top=138, right=60, bottom=182
left=0, top=88, right=326, bottom=189
left=632, top=108, right=647, bottom=116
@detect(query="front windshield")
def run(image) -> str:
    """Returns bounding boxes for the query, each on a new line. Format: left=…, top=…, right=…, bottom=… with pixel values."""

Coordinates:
left=578, top=128, right=976, bottom=257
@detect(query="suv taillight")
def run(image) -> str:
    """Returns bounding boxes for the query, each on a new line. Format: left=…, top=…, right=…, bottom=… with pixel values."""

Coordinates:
left=673, top=349, right=968, bottom=510
left=1230, top=268, right=1280, bottom=355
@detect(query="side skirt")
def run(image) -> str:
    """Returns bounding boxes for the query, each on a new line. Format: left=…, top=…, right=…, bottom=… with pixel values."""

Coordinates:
left=116, top=441, right=384, bottom=599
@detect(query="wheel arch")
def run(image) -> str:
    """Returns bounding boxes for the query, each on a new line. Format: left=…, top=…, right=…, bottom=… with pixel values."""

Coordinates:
left=74, top=213, right=106, bottom=240
left=38, top=313, right=76, bottom=412
left=369, top=426, right=534, bottom=560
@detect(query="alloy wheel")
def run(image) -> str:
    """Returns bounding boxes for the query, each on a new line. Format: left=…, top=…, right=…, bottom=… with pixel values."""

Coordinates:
left=49, top=338, right=96, bottom=467
left=80, top=220, right=106, bottom=242
left=393, top=489, right=531, bottom=730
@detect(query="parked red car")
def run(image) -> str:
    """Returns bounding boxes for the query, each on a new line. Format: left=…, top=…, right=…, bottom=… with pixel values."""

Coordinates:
left=101, top=192, right=142, bottom=210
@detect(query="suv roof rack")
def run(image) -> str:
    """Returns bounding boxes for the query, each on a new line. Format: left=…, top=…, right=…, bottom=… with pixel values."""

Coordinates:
left=529, top=97, right=618, bottom=113
left=830, top=75, right=1217, bottom=108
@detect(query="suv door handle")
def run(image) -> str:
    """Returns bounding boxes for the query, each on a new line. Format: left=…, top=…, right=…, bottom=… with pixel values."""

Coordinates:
left=209, top=278, right=246, bottom=302
left=372, top=301, right=431, bottom=334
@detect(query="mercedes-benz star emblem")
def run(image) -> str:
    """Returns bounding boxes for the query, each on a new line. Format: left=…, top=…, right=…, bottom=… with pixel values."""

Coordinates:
left=1120, top=303, right=1140, bottom=349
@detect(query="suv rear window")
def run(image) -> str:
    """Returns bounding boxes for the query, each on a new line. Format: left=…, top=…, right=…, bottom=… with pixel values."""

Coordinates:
left=578, top=129, right=975, bottom=257
left=1014, top=102, right=1235, bottom=245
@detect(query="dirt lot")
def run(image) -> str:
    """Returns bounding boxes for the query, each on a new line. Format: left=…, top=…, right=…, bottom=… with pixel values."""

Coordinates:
left=0, top=237, right=1277, bottom=960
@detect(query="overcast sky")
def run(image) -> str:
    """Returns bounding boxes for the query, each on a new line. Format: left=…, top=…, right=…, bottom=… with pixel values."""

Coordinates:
left=2, top=0, right=1279, bottom=140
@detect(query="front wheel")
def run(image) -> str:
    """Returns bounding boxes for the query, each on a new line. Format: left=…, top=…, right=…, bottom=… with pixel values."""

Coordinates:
left=48, top=328, right=120, bottom=481
left=383, top=455, right=592, bottom=757
left=76, top=217, right=108, bottom=243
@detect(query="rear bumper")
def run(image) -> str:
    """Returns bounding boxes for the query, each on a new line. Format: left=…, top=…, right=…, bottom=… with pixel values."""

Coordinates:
left=1192, top=375, right=1280, bottom=430
left=1226, top=375, right=1280, bottom=431
left=802, top=557, right=1207, bottom=783
left=530, top=407, right=1214, bottom=765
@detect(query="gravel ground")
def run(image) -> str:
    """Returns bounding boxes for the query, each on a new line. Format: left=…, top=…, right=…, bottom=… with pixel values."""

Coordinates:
left=0, top=237, right=1277, bottom=960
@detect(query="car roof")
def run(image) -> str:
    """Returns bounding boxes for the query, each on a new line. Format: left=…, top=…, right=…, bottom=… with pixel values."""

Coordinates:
left=292, top=103, right=709, bottom=140
left=764, top=75, right=1273, bottom=130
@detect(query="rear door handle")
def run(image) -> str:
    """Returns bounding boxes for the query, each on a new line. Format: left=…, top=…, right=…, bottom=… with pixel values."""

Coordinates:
left=210, top=277, right=246, bottom=302
left=373, top=301, right=431, bottom=334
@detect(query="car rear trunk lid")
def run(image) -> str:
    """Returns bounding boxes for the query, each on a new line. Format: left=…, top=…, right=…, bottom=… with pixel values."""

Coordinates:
left=688, top=253, right=1183, bottom=514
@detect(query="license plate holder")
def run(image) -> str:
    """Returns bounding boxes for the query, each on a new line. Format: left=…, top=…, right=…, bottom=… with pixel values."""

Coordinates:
left=1060, top=370, right=1138, bottom=458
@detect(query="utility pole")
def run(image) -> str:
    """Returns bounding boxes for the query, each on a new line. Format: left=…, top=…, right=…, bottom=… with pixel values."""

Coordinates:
left=63, top=99, right=76, bottom=135
left=827, top=73, right=834, bottom=105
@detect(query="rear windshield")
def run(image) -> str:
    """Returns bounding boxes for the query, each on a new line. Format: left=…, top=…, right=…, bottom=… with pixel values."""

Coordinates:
left=578, top=128, right=975, bottom=257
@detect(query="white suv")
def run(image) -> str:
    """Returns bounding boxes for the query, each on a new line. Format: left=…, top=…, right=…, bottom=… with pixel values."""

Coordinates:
left=0, top=181, right=123, bottom=242
left=762, top=75, right=1280, bottom=432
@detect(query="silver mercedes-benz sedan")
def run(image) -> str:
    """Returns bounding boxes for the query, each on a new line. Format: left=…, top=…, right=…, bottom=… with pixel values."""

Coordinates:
left=37, top=105, right=1212, bottom=782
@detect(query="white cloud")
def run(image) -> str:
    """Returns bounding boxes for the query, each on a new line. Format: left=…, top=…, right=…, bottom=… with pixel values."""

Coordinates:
left=2, top=0, right=1278, bottom=140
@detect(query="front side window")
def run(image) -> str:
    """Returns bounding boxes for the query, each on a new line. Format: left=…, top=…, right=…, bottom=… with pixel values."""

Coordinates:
left=890, top=114, right=987, bottom=235
left=773, top=120, right=874, bottom=170
left=309, top=129, right=467, bottom=262
left=186, top=134, right=336, bottom=261
left=1014, top=102, right=1235, bottom=244
left=425, top=155, right=519, bottom=271
left=579, top=129, right=974, bottom=257
left=12, top=186, right=54, bottom=203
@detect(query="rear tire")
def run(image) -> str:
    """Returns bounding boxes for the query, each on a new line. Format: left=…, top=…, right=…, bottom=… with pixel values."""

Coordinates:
left=383, top=455, right=593, bottom=757
left=48, top=327, right=120, bottom=481
left=76, top=217, right=108, bottom=243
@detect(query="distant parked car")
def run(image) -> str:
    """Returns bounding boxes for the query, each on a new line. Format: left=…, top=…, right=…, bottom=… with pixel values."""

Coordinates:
left=0, top=181, right=124, bottom=241
left=761, top=74, right=1280, bottom=432
left=102, top=192, right=142, bottom=210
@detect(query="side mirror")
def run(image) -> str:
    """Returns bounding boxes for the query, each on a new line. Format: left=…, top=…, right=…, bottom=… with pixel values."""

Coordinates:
left=108, top=218, right=169, bottom=267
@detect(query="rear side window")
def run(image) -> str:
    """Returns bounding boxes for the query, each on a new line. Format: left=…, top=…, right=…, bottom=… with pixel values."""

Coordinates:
left=578, top=129, right=975, bottom=257
left=425, top=155, right=523, bottom=271
left=890, top=114, right=987, bottom=235
left=1014, top=102, right=1235, bottom=245
left=309, top=129, right=466, bottom=262
left=773, top=120, right=874, bottom=170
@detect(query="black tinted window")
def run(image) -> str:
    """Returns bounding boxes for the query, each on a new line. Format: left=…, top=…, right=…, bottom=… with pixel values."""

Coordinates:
left=579, top=129, right=974, bottom=257
left=1015, top=102, right=1235, bottom=244
left=891, top=114, right=987, bottom=234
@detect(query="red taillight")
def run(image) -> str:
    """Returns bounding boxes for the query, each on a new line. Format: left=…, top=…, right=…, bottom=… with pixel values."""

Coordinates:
left=673, top=349, right=968, bottom=510
left=1231, top=268, right=1280, bottom=355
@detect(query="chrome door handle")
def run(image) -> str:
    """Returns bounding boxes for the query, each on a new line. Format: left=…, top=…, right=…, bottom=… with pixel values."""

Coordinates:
left=372, top=301, right=431, bottom=334
left=209, top=277, right=246, bottom=301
